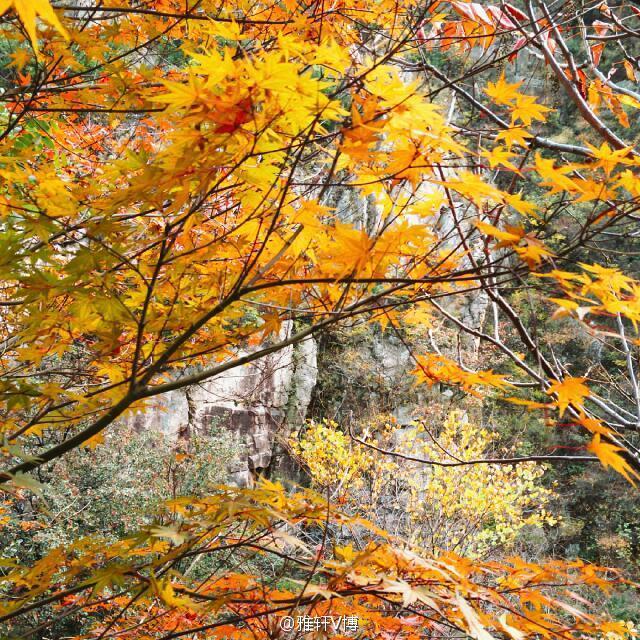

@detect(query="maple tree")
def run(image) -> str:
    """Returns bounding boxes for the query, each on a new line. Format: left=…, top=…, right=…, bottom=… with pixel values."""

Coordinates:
left=2, top=0, right=640, bottom=636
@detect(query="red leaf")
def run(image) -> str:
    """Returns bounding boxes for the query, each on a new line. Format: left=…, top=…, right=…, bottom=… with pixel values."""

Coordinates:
left=503, top=3, right=528, bottom=22
left=591, top=42, right=604, bottom=66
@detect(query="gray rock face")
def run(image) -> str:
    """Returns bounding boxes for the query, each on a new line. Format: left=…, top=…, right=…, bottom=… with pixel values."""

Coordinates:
left=122, top=327, right=318, bottom=487
left=287, top=336, right=319, bottom=425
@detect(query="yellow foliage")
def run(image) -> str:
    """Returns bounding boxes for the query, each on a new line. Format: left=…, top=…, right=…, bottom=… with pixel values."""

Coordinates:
left=1, top=0, right=640, bottom=635
left=291, top=412, right=557, bottom=557
left=0, top=479, right=631, bottom=640
left=289, top=419, right=374, bottom=493
left=398, top=412, right=558, bottom=555
left=0, top=0, right=68, bottom=56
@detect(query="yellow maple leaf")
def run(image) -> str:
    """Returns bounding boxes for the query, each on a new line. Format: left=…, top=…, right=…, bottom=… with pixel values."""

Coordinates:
left=511, top=94, right=551, bottom=126
left=151, top=575, right=202, bottom=610
left=619, top=93, right=640, bottom=109
left=535, top=154, right=579, bottom=194
left=584, top=142, right=632, bottom=176
left=8, top=48, right=30, bottom=71
left=455, top=594, right=495, bottom=640
left=496, top=126, right=533, bottom=149
left=577, top=414, right=612, bottom=436
left=498, top=613, right=526, bottom=640
left=573, top=177, right=617, bottom=202
left=588, top=434, right=640, bottom=485
left=549, top=297, right=585, bottom=320
left=444, top=170, right=503, bottom=205
left=481, top=146, right=521, bottom=173
left=514, top=239, right=554, bottom=267
left=504, top=192, right=538, bottom=218
left=485, top=73, right=522, bottom=105
left=546, top=377, right=591, bottom=416
left=0, top=0, right=69, bottom=56
left=474, top=220, right=524, bottom=245
left=413, top=353, right=512, bottom=396
left=504, top=397, right=550, bottom=409
left=150, top=71, right=209, bottom=110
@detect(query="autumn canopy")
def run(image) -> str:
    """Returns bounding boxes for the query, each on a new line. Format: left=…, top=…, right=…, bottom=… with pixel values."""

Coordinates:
left=2, top=0, right=640, bottom=637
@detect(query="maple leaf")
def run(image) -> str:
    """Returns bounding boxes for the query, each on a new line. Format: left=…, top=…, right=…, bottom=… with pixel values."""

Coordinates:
left=474, top=220, right=524, bottom=245
left=511, top=94, right=551, bottom=126
left=535, top=154, right=579, bottom=193
left=498, top=613, right=526, bottom=640
left=549, top=297, right=591, bottom=321
left=445, top=171, right=503, bottom=204
left=619, top=93, right=640, bottom=109
left=576, top=414, right=613, bottom=436
left=546, top=377, right=591, bottom=416
left=485, top=74, right=522, bottom=105
left=481, top=146, right=520, bottom=172
left=82, top=432, right=105, bottom=450
left=588, top=434, right=640, bottom=485
left=8, top=48, right=30, bottom=71
left=573, top=177, right=617, bottom=202
left=584, top=142, right=632, bottom=176
left=504, top=192, right=538, bottom=218
left=150, top=72, right=209, bottom=110
left=0, top=0, right=69, bottom=56
left=150, top=575, right=203, bottom=611
left=149, top=525, right=186, bottom=545
left=504, top=397, right=550, bottom=409
left=495, top=127, right=533, bottom=149
left=623, top=60, right=637, bottom=82
left=413, top=353, right=512, bottom=396
left=455, top=594, right=495, bottom=640
left=579, top=262, right=632, bottom=290
left=514, top=239, right=554, bottom=267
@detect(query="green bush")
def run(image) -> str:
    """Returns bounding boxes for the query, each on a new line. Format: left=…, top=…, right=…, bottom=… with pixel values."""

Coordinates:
left=0, top=423, right=238, bottom=563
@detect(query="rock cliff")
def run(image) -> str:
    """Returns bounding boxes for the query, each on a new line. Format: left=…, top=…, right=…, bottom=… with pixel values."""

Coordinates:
left=122, top=326, right=318, bottom=486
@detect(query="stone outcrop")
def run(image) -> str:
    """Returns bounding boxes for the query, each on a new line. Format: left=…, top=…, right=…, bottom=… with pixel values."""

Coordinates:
left=122, top=326, right=318, bottom=487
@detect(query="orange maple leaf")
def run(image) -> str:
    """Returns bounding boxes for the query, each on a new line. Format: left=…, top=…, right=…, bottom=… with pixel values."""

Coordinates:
left=546, top=377, right=591, bottom=416
left=588, top=434, right=640, bottom=485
